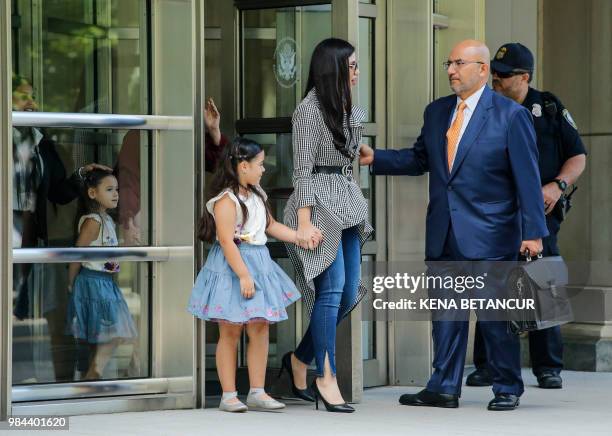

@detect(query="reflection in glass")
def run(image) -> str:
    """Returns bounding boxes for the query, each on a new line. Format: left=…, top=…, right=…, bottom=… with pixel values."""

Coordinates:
left=65, top=171, right=137, bottom=380
left=362, top=256, right=376, bottom=361
left=10, top=0, right=151, bottom=386
left=10, top=124, right=150, bottom=384
left=245, top=133, right=293, bottom=222
left=358, top=18, right=374, bottom=122
left=263, top=257, right=298, bottom=369
left=10, top=125, right=150, bottom=250
left=360, top=136, right=376, bottom=227
left=11, top=115, right=149, bottom=385
left=241, top=5, right=332, bottom=119
left=12, top=0, right=146, bottom=115
left=12, top=261, right=148, bottom=384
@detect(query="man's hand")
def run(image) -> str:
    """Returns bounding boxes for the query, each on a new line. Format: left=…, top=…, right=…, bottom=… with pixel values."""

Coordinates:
left=359, top=143, right=374, bottom=166
left=542, top=182, right=563, bottom=215
left=520, top=239, right=543, bottom=257
left=204, top=97, right=221, bottom=145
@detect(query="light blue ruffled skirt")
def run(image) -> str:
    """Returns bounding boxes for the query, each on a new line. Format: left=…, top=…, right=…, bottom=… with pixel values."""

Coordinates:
left=65, top=268, right=138, bottom=343
left=188, top=243, right=300, bottom=324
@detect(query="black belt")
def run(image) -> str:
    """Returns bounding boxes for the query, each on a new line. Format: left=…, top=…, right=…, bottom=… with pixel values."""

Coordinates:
left=313, top=165, right=353, bottom=178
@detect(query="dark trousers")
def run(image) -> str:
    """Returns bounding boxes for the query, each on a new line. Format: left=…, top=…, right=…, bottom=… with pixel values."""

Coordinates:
left=473, top=323, right=563, bottom=377
left=426, top=226, right=524, bottom=397
left=472, top=222, right=564, bottom=376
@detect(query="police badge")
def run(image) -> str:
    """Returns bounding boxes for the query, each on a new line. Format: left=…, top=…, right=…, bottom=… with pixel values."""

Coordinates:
left=532, top=103, right=542, bottom=117
left=496, top=46, right=507, bottom=60
left=562, top=109, right=578, bottom=130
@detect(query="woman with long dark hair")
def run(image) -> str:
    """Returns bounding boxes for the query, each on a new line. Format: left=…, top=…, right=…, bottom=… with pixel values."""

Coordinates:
left=280, top=38, right=373, bottom=412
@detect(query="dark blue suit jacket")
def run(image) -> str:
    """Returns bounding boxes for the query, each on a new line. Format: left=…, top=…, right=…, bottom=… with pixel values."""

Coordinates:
left=372, top=86, right=549, bottom=260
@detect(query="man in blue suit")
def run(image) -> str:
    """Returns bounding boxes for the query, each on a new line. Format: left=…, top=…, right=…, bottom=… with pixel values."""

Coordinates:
left=360, top=40, right=548, bottom=411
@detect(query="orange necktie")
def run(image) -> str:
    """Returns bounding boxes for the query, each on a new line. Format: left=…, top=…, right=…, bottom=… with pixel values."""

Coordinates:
left=446, top=101, right=467, bottom=171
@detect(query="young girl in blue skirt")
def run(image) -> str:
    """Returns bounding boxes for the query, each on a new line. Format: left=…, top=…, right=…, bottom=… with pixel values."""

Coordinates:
left=188, top=137, right=319, bottom=412
left=66, top=169, right=137, bottom=379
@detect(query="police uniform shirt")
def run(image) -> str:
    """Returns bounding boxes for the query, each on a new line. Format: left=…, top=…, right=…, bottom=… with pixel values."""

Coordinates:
left=522, top=87, right=587, bottom=185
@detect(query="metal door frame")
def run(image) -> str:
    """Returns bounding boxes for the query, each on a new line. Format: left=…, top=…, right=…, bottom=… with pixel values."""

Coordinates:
left=227, top=0, right=388, bottom=401
left=355, top=0, right=388, bottom=389
left=1, top=0, right=204, bottom=417
left=1, top=0, right=14, bottom=422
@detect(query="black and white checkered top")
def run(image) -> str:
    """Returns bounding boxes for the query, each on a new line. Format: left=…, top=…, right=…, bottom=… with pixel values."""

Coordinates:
left=283, top=88, right=374, bottom=319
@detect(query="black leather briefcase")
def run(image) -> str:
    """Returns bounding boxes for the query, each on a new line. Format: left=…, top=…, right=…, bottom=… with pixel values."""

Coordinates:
left=506, top=254, right=573, bottom=334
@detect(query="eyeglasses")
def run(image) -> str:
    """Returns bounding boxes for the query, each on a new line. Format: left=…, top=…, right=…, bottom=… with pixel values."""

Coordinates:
left=492, top=69, right=530, bottom=79
left=443, top=60, right=484, bottom=70
left=349, top=62, right=359, bottom=71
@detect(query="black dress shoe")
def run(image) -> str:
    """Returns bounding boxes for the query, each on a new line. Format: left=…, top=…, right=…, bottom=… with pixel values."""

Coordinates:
left=537, top=371, right=562, bottom=389
left=465, top=368, right=492, bottom=387
left=487, top=393, right=520, bottom=411
left=278, top=352, right=315, bottom=402
left=398, top=389, right=459, bottom=408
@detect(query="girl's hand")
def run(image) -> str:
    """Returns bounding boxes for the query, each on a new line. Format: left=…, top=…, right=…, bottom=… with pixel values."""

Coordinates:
left=239, top=275, right=255, bottom=299
left=292, top=230, right=321, bottom=249
left=297, top=223, right=322, bottom=250
left=311, top=232, right=322, bottom=249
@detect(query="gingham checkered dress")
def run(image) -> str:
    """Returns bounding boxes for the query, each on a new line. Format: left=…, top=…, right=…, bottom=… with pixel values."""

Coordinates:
left=283, top=88, right=374, bottom=319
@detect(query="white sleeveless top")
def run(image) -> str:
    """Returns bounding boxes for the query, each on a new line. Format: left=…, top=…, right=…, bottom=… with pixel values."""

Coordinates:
left=206, top=188, right=268, bottom=245
left=78, top=212, right=119, bottom=272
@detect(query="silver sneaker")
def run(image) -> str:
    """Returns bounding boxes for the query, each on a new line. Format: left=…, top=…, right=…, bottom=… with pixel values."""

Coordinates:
left=246, top=393, right=286, bottom=411
left=219, top=398, right=248, bottom=413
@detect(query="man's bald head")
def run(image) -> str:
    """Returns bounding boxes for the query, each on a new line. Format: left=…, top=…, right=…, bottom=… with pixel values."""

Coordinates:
left=451, top=40, right=491, bottom=65
left=446, top=40, right=491, bottom=99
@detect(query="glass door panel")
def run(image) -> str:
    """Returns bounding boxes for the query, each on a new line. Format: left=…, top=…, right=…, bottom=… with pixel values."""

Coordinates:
left=241, top=5, right=332, bottom=119
left=238, top=4, right=332, bottom=373
left=11, top=261, right=149, bottom=384
left=11, top=0, right=150, bottom=387
left=357, top=4, right=387, bottom=388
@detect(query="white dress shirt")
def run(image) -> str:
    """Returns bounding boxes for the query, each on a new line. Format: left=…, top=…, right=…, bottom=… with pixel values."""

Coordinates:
left=449, top=84, right=486, bottom=167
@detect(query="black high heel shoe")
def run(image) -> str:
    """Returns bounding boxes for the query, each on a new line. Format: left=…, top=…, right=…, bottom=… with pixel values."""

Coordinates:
left=278, top=352, right=315, bottom=402
left=311, top=379, right=355, bottom=413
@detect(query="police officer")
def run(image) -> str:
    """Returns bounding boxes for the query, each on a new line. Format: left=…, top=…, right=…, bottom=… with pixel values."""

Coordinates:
left=465, top=43, right=587, bottom=390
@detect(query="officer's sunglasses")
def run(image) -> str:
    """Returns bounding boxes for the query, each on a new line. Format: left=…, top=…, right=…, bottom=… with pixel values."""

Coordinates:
left=492, top=69, right=530, bottom=79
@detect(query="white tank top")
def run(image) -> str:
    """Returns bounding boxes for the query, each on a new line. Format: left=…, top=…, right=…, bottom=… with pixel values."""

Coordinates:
left=206, top=188, right=268, bottom=245
left=78, top=212, right=119, bottom=272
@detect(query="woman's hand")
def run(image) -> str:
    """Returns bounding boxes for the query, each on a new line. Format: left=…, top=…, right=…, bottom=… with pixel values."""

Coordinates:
left=239, top=274, right=255, bottom=299
left=123, top=217, right=141, bottom=246
left=204, top=97, right=221, bottom=145
left=80, top=163, right=113, bottom=176
left=297, top=223, right=323, bottom=250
